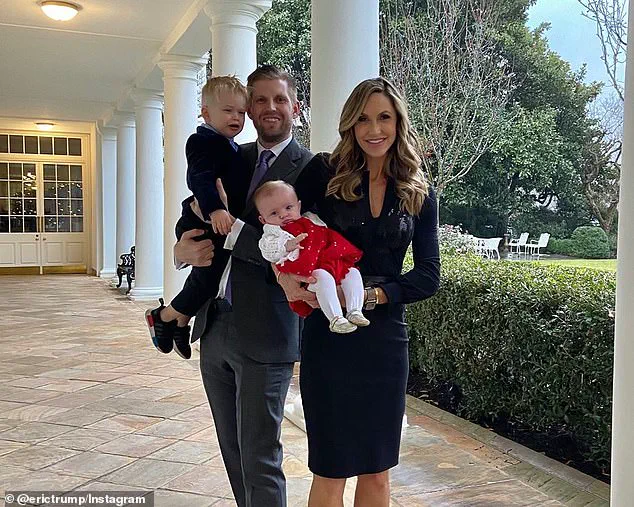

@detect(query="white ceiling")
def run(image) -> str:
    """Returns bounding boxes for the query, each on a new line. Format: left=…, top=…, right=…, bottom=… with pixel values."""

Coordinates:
left=0, top=0, right=212, bottom=124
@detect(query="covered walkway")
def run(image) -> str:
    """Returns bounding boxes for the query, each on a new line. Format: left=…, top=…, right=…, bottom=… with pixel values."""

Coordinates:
left=0, top=275, right=609, bottom=506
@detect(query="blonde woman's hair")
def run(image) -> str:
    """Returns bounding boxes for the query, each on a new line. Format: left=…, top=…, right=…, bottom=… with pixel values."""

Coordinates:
left=327, top=77, right=429, bottom=215
left=201, top=75, right=248, bottom=107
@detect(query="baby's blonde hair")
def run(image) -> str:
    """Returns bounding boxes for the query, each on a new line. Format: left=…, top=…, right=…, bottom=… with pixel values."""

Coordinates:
left=201, top=75, right=248, bottom=106
left=253, top=180, right=297, bottom=214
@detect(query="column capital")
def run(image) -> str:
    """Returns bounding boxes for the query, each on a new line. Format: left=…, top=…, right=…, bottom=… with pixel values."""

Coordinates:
left=112, top=111, right=136, bottom=128
left=101, top=126, right=117, bottom=141
left=158, top=54, right=207, bottom=81
left=204, top=0, right=272, bottom=32
left=131, top=88, right=164, bottom=111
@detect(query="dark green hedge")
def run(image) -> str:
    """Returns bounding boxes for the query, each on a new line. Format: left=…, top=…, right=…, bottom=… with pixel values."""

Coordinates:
left=548, top=226, right=611, bottom=259
left=406, top=254, right=615, bottom=468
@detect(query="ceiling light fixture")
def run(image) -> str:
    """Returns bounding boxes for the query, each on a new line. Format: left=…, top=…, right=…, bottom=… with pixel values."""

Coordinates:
left=35, top=122, right=55, bottom=131
left=39, top=1, right=81, bottom=21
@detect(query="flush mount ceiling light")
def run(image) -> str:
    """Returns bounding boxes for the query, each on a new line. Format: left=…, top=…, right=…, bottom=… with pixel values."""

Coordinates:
left=35, top=122, right=55, bottom=131
left=39, top=1, right=81, bottom=21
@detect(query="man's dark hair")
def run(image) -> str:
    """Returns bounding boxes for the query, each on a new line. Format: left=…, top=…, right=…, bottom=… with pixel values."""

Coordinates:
left=246, top=64, right=298, bottom=103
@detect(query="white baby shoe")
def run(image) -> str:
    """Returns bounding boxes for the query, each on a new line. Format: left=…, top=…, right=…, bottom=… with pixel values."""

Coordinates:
left=329, top=316, right=357, bottom=334
left=346, top=310, right=370, bottom=327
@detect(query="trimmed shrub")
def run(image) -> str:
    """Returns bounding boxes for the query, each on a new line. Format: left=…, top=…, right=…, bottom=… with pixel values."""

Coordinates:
left=547, top=238, right=576, bottom=256
left=570, top=226, right=610, bottom=259
left=406, top=254, right=615, bottom=469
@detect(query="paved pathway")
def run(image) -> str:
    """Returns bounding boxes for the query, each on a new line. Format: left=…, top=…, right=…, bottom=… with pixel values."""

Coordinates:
left=0, top=275, right=609, bottom=506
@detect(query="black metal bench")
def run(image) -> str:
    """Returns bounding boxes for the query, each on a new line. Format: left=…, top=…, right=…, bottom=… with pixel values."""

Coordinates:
left=116, top=246, right=135, bottom=294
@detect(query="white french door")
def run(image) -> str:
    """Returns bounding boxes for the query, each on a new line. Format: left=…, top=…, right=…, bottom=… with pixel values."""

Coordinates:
left=0, top=160, right=87, bottom=271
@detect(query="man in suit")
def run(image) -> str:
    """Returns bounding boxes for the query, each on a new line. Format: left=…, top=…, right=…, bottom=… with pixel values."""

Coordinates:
left=174, top=65, right=314, bottom=507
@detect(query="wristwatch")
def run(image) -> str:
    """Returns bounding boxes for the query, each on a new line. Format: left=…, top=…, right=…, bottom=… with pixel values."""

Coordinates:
left=364, top=286, right=379, bottom=311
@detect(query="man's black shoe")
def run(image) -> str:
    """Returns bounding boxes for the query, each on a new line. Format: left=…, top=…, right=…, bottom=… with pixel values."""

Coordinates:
left=145, top=298, right=174, bottom=354
left=173, top=325, right=192, bottom=360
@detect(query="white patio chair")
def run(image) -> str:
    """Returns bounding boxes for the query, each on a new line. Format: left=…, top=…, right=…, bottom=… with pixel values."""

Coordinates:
left=508, top=232, right=529, bottom=259
left=526, top=233, right=550, bottom=260
left=483, top=237, right=502, bottom=260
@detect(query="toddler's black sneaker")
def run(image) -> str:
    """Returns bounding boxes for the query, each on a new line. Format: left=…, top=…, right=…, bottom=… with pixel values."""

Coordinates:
left=173, top=325, right=192, bottom=360
left=145, top=298, right=174, bottom=354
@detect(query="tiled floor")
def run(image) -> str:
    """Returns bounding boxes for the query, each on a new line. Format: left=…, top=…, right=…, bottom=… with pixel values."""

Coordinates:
left=0, top=275, right=610, bottom=506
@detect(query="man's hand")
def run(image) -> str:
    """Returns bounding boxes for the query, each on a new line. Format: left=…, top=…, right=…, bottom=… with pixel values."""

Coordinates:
left=210, top=209, right=235, bottom=235
left=285, top=233, right=308, bottom=252
left=276, top=271, right=319, bottom=308
left=174, top=229, right=214, bottom=267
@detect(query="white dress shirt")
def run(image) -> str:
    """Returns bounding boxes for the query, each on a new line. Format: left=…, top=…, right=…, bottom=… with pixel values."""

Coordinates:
left=216, top=135, right=294, bottom=298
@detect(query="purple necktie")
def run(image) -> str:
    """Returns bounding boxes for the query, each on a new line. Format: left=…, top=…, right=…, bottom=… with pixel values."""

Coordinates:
left=247, top=149, right=275, bottom=199
left=225, top=149, right=275, bottom=305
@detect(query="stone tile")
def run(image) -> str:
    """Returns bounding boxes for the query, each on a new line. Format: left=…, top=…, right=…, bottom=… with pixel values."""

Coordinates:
left=283, top=454, right=312, bottom=478
left=114, top=386, right=183, bottom=402
left=0, top=400, right=28, bottom=415
left=38, top=392, right=105, bottom=409
left=3, top=469, right=89, bottom=492
left=0, top=464, right=32, bottom=487
left=0, top=421, right=74, bottom=443
left=185, top=427, right=219, bottom=443
left=0, top=386, right=62, bottom=404
left=37, top=379, right=100, bottom=392
left=0, top=419, right=25, bottom=433
left=135, top=419, right=210, bottom=439
left=390, top=444, right=511, bottom=497
left=6, top=377, right=53, bottom=388
left=163, top=464, right=233, bottom=496
left=171, top=404, right=212, bottom=422
left=413, top=479, right=564, bottom=506
left=46, top=451, right=135, bottom=478
left=0, top=444, right=79, bottom=470
left=0, top=440, right=29, bottom=457
left=147, top=440, right=220, bottom=464
left=74, top=383, right=132, bottom=398
left=36, top=368, right=125, bottom=382
left=81, top=398, right=191, bottom=418
left=100, top=458, right=196, bottom=488
left=153, top=489, right=217, bottom=507
left=160, top=390, right=209, bottom=405
left=151, top=378, right=202, bottom=391
left=110, top=374, right=170, bottom=387
left=45, top=428, right=121, bottom=451
left=94, top=434, right=174, bottom=458
left=86, top=414, right=163, bottom=433
left=42, top=408, right=112, bottom=427
left=3, top=404, right=70, bottom=422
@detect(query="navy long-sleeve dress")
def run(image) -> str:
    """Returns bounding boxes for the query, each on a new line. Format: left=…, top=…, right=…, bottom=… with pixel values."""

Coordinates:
left=294, top=153, right=440, bottom=478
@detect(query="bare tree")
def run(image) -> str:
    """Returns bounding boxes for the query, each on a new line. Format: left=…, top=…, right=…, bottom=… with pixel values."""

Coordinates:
left=578, top=0, right=626, bottom=233
left=380, top=0, right=514, bottom=196
left=581, top=125, right=621, bottom=233
left=579, top=0, right=627, bottom=102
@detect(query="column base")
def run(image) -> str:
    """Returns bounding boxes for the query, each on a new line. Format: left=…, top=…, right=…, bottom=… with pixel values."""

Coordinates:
left=99, top=269, right=116, bottom=279
left=128, top=286, right=162, bottom=301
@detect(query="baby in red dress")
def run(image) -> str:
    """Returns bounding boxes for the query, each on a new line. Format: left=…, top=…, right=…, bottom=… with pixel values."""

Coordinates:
left=254, top=180, right=370, bottom=333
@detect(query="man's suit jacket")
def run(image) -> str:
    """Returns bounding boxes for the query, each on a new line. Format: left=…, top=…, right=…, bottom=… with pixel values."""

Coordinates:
left=190, top=138, right=313, bottom=363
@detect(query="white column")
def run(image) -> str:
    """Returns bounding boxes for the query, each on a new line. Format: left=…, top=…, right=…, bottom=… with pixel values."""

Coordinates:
left=100, top=127, right=117, bottom=278
left=611, top=3, right=634, bottom=505
left=310, top=0, right=380, bottom=152
left=129, top=90, right=165, bottom=301
left=159, top=55, right=206, bottom=303
left=204, top=0, right=272, bottom=143
left=114, top=112, right=136, bottom=266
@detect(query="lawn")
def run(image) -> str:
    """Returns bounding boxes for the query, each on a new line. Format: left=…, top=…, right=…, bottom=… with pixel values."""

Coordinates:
left=528, top=258, right=617, bottom=272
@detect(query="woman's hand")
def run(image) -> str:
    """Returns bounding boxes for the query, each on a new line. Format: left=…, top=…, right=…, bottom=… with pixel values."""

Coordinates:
left=174, top=229, right=214, bottom=267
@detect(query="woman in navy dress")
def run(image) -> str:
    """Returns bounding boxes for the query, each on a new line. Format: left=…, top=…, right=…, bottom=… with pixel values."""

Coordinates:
left=290, top=77, right=440, bottom=506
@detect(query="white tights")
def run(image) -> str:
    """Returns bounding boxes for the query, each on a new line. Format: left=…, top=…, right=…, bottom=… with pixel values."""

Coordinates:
left=307, top=267, right=364, bottom=322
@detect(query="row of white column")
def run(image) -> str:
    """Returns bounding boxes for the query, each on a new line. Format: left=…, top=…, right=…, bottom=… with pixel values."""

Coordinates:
left=98, top=0, right=381, bottom=302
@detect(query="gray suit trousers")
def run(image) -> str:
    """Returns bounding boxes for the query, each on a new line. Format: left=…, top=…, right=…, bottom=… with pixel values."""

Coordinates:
left=200, top=309, right=294, bottom=507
